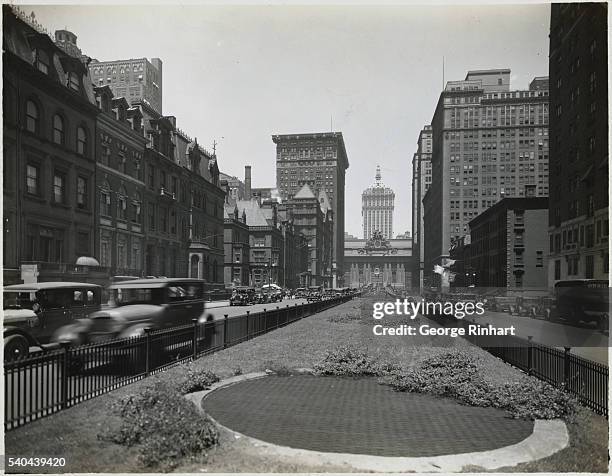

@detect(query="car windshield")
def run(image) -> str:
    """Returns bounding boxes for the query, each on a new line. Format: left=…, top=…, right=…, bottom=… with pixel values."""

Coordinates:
left=111, top=287, right=165, bottom=306
left=3, top=290, right=37, bottom=310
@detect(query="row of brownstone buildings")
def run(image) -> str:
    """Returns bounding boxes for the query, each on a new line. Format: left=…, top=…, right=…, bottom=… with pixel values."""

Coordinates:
left=3, top=5, right=225, bottom=286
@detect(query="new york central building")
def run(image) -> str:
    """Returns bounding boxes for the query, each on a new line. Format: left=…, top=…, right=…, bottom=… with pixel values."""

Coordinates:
left=423, top=69, right=550, bottom=285
left=362, top=166, right=394, bottom=240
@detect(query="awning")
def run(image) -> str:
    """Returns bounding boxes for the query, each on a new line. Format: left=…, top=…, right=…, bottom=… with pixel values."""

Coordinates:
left=75, top=256, right=100, bottom=266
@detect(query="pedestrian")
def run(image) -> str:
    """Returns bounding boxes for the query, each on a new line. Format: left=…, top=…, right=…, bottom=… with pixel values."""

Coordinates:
left=203, top=313, right=216, bottom=351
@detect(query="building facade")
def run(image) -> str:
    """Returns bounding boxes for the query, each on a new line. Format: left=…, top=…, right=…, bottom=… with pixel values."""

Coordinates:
left=93, top=86, right=148, bottom=276
left=411, top=125, right=432, bottom=290
left=344, top=233, right=413, bottom=289
left=423, top=69, right=550, bottom=287
left=468, top=197, right=549, bottom=288
left=3, top=5, right=99, bottom=284
left=273, top=132, right=349, bottom=286
left=89, top=57, right=163, bottom=115
left=362, top=166, right=394, bottom=240
left=548, top=3, right=608, bottom=283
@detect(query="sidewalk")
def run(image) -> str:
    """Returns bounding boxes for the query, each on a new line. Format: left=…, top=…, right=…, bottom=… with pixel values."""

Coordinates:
left=206, top=300, right=230, bottom=309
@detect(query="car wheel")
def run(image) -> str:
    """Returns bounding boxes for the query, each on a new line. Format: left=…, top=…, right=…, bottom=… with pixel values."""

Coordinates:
left=4, top=335, right=29, bottom=361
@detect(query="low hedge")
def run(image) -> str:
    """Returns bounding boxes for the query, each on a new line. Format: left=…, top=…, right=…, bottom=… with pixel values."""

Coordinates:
left=177, top=366, right=220, bottom=395
left=385, top=350, right=577, bottom=420
left=313, top=345, right=401, bottom=376
left=98, top=382, right=219, bottom=470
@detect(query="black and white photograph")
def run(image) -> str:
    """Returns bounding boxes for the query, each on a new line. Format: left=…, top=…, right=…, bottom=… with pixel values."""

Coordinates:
left=2, top=0, right=609, bottom=473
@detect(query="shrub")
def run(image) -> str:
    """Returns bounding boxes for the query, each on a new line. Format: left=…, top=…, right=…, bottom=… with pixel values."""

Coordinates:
left=327, top=312, right=362, bottom=323
left=177, top=367, right=220, bottom=395
left=99, top=382, right=219, bottom=470
left=384, top=350, right=577, bottom=420
left=314, top=345, right=400, bottom=376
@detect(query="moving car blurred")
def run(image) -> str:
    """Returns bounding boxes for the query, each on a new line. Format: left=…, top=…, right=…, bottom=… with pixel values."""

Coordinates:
left=3, top=282, right=103, bottom=360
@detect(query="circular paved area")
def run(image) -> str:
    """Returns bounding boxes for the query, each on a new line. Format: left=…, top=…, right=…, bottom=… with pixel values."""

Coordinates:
left=203, top=375, right=534, bottom=457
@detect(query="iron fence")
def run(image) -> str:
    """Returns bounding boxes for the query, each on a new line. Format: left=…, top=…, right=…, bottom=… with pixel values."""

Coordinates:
left=433, top=316, right=609, bottom=417
left=4, top=295, right=354, bottom=430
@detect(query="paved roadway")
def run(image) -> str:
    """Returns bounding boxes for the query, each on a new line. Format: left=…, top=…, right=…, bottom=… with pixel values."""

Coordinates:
left=468, top=310, right=608, bottom=365
left=203, top=298, right=310, bottom=320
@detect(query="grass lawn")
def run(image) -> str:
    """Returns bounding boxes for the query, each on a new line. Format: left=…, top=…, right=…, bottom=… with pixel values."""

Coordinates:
left=5, top=298, right=608, bottom=473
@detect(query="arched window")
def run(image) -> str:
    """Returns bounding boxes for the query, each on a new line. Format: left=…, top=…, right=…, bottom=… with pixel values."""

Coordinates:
left=77, top=127, right=88, bottom=156
left=26, top=100, right=39, bottom=133
left=117, top=186, right=128, bottom=220
left=53, top=114, right=64, bottom=145
left=34, top=49, right=49, bottom=74
left=68, top=72, right=80, bottom=91
left=100, top=181, right=112, bottom=217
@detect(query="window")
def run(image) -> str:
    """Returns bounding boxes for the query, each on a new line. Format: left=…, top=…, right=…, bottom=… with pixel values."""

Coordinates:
left=585, top=255, right=594, bottom=279
left=536, top=251, right=543, bottom=267
left=100, top=182, right=112, bottom=216
left=68, top=72, right=80, bottom=91
left=554, top=260, right=561, bottom=280
left=77, top=127, right=88, bottom=156
left=26, top=100, right=39, bottom=133
left=53, top=172, right=66, bottom=204
left=52, top=114, right=64, bottom=145
left=34, top=49, right=49, bottom=74
left=132, top=192, right=142, bottom=223
left=76, top=176, right=87, bottom=209
left=26, top=164, right=39, bottom=195
left=117, top=186, right=128, bottom=220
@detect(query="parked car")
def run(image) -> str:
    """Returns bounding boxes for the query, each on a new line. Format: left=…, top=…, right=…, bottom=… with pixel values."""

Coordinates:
left=53, top=278, right=206, bottom=346
left=294, top=288, right=308, bottom=298
left=230, top=287, right=255, bottom=306
left=3, top=282, right=103, bottom=361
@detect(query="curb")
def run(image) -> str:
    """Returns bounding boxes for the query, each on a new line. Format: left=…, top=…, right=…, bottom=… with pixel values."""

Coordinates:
left=185, top=372, right=570, bottom=472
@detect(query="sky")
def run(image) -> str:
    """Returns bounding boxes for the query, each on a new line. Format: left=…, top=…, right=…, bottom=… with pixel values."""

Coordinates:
left=26, top=2, right=550, bottom=238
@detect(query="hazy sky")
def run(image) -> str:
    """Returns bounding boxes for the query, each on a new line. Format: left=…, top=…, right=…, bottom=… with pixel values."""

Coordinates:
left=27, top=2, right=550, bottom=238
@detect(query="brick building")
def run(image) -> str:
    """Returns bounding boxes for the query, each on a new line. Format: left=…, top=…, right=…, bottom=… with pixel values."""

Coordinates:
left=469, top=197, right=549, bottom=288
left=548, top=3, right=608, bottom=283
left=3, top=5, right=99, bottom=284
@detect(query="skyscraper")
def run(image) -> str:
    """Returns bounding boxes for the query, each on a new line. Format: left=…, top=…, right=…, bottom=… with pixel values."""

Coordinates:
left=548, top=3, right=608, bottom=283
left=89, top=57, right=163, bottom=115
left=362, top=166, right=395, bottom=240
left=273, top=132, right=349, bottom=286
left=411, top=125, right=432, bottom=290
left=423, top=69, right=550, bottom=284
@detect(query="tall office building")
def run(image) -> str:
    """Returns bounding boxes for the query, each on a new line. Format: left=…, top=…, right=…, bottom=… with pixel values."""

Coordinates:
left=411, top=125, right=432, bottom=290
left=273, top=132, right=349, bottom=286
left=548, top=3, right=608, bottom=283
left=423, top=69, right=550, bottom=284
left=89, top=57, right=163, bottom=115
left=362, top=166, right=395, bottom=240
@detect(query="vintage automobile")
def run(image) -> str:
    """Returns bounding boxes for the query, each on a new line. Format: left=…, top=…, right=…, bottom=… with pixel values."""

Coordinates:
left=53, top=278, right=206, bottom=345
left=294, top=288, right=308, bottom=298
left=548, top=280, right=609, bottom=330
left=230, top=287, right=255, bottom=306
left=306, top=286, right=323, bottom=302
left=3, top=282, right=103, bottom=360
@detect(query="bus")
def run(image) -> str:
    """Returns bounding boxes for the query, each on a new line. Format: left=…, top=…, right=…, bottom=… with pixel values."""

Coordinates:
left=550, top=279, right=609, bottom=331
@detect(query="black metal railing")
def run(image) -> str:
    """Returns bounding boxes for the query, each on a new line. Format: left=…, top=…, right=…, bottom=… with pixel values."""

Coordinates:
left=431, top=315, right=609, bottom=417
left=4, top=295, right=355, bottom=430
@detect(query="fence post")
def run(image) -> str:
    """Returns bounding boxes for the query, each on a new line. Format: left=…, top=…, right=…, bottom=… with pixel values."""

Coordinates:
left=144, top=327, right=151, bottom=377
left=527, top=336, right=533, bottom=376
left=60, top=341, right=70, bottom=410
left=246, top=310, right=251, bottom=340
left=192, top=318, right=199, bottom=360
left=294, top=303, right=298, bottom=321
left=564, top=347, right=571, bottom=387
left=263, top=308, right=267, bottom=333
left=223, top=314, right=229, bottom=348
left=276, top=306, right=280, bottom=329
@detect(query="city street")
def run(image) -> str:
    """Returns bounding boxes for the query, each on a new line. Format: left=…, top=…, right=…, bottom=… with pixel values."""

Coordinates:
left=205, top=298, right=309, bottom=320
left=472, top=310, right=608, bottom=365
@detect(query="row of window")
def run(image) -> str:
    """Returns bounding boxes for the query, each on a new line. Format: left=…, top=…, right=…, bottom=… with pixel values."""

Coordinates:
left=25, top=100, right=90, bottom=155
left=26, top=163, right=89, bottom=208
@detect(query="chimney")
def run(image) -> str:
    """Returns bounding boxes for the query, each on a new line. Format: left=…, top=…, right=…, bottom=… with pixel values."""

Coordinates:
left=244, top=165, right=252, bottom=200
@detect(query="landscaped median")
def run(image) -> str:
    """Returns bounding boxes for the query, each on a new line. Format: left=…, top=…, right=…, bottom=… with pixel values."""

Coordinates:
left=5, top=297, right=608, bottom=473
